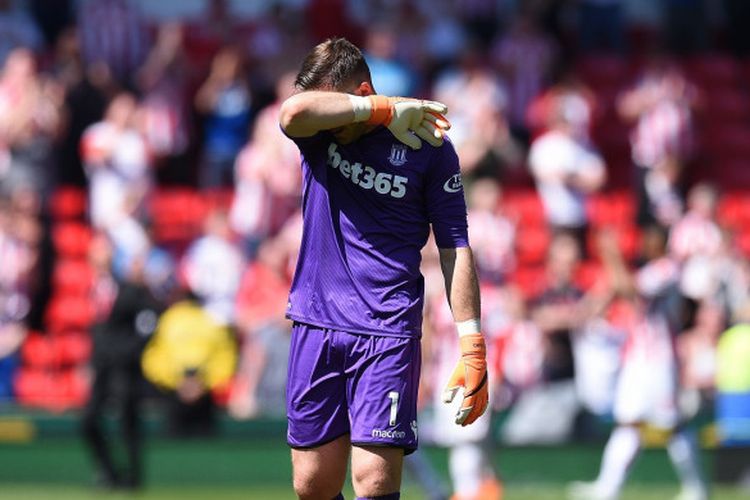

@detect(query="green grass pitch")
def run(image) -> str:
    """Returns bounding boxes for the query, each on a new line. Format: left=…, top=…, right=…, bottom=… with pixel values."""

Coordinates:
left=0, top=438, right=747, bottom=499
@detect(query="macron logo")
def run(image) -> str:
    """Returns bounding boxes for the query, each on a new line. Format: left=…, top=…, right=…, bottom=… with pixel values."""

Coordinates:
left=371, top=428, right=406, bottom=439
left=443, top=173, right=463, bottom=193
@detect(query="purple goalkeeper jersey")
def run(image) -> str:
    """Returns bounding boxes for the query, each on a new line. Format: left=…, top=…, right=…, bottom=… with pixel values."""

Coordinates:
left=286, top=127, right=469, bottom=338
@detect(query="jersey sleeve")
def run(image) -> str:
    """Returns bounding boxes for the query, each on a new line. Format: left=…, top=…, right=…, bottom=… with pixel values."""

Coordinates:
left=280, top=125, right=329, bottom=149
left=424, top=140, right=469, bottom=248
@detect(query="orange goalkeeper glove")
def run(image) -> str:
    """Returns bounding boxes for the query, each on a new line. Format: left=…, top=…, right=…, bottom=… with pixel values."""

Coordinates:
left=352, top=95, right=450, bottom=150
left=442, top=334, right=489, bottom=426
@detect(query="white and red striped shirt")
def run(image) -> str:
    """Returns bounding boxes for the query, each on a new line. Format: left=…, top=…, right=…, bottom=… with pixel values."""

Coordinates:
left=467, top=209, right=516, bottom=281
left=668, top=211, right=722, bottom=262
left=78, top=0, right=149, bottom=82
left=629, top=77, right=694, bottom=168
left=492, top=28, right=557, bottom=128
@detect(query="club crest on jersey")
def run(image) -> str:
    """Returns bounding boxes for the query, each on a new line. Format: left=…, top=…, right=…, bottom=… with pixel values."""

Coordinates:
left=388, top=144, right=408, bottom=166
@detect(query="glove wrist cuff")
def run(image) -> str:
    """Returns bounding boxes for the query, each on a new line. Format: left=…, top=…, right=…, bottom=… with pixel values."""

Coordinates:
left=459, top=334, right=486, bottom=357
left=365, top=94, right=393, bottom=126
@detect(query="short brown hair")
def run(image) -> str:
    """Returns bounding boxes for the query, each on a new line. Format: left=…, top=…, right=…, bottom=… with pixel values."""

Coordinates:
left=294, top=38, right=372, bottom=91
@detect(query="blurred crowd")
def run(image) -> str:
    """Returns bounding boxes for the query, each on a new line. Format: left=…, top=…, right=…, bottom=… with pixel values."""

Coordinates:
left=0, top=0, right=749, bottom=471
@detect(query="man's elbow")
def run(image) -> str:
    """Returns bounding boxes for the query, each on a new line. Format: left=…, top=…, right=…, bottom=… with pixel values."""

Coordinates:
left=279, top=97, right=303, bottom=133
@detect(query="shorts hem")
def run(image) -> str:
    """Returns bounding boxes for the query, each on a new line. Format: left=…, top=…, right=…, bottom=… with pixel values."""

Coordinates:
left=288, top=432, right=350, bottom=450
left=351, top=440, right=418, bottom=456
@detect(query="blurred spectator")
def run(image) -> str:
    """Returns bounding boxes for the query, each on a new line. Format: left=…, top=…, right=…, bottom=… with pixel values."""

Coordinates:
left=195, top=46, right=252, bottom=188
left=498, top=286, right=544, bottom=395
left=500, top=236, right=586, bottom=444
left=570, top=298, right=627, bottom=420
left=618, top=60, right=697, bottom=228
left=527, top=71, right=597, bottom=140
left=56, top=28, right=116, bottom=186
left=669, top=183, right=721, bottom=263
left=181, top=209, right=245, bottom=326
left=466, top=179, right=516, bottom=283
left=77, top=0, right=149, bottom=86
left=571, top=226, right=708, bottom=500
left=530, top=233, right=583, bottom=383
left=191, top=0, right=238, bottom=44
left=230, top=72, right=300, bottom=255
left=713, top=229, right=750, bottom=324
left=0, top=48, right=62, bottom=198
left=492, top=11, right=557, bottom=141
left=424, top=281, right=503, bottom=500
left=669, top=183, right=723, bottom=301
left=528, top=97, right=606, bottom=249
left=678, top=300, right=724, bottom=397
left=141, top=297, right=237, bottom=437
left=0, top=193, right=36, bottom=401
left=82, top=245, right=160, bottom=491
left=80, top=92, right=152, bottom=260
left=364, top=25, right=416, bottom=97
left=228, top=238, right=291, bottom=419
left=577, top=0, right=625, bottom=53
left=416, top=1, right=469, bottom=71
left=0, top=0, right=43, bottom=66
left=433, top=47, right=522, bottom=179
left=137, top=22, right=192, bottom=186
left=88, top=233, right=118, bottom=324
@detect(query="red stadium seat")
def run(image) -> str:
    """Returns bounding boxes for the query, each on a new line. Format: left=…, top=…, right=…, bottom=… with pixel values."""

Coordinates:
left=510, top=266, right=547, bottom=299
left=45, top=295, right=96, bottom=333
left=575, top=56, right=632, bottom=89
left=49, top=187, right=87, bottom=220
left=709, top=158, right=750, bottom=190
left=516, top=226, right=551, bottom=265
left=20, top=332, right=57, bottom=368
left=52, top=222, right=93, bottom=259
left=503, top=190, right=546, bottom=227
left=52, top=259, right=95, bottom=296
left=683, top=55, right=741, bottom=88
left=150, top=189, right=208, bottom=244
left=56, top=332, right=92, bottom=366
left=587, top=191, right=636, bottom=227
left=716, top=193, right=748, bottom=229
left=700, top=88, right=750, bottom=125
left=14, top=368, right=50, bottom=407
left=575, top=260, right=605, bottom=290
left=14, top=367, right=89, bottom=411
left=701, top=125, right=750, bottom=158
left=60, top=367, right=90, bottom=408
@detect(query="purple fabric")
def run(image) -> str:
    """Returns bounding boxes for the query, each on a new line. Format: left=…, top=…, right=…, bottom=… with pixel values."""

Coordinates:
left=286, top=128, right=468, bottom=337
left=356, top=493, right=400, bottom=500
left=332, top=494, right=345, bottom=500
left=286, top=322, right=420, bottom=453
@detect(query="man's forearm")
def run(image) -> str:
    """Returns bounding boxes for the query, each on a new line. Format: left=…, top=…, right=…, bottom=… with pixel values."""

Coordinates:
left=279, top=91, right=358, bottom=138
left=439, top=247, right=481, bottom=324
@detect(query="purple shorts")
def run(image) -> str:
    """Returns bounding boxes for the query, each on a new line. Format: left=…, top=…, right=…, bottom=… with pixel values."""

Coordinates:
left=286, top=322, right=421, bottom=454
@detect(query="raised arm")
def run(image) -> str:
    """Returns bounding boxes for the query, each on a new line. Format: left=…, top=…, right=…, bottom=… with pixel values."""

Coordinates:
left=279, top=90, right=450, bottom=149
left=279, top=91, right=360, bottom=137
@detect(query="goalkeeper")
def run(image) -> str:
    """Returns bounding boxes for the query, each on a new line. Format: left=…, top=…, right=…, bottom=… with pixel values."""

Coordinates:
left=279, top=37, right=487, bottom=500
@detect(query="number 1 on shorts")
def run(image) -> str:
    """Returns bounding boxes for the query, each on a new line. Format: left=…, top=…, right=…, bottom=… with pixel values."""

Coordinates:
left=388, top=391, right=399, bottom=427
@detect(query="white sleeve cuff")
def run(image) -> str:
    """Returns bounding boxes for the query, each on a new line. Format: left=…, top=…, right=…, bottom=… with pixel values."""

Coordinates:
left=456, top=319, right=481, bottom=337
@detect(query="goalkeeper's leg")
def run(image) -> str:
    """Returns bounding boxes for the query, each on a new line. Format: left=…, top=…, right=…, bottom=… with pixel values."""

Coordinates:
left=292, top=435, right=350, bottom=500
